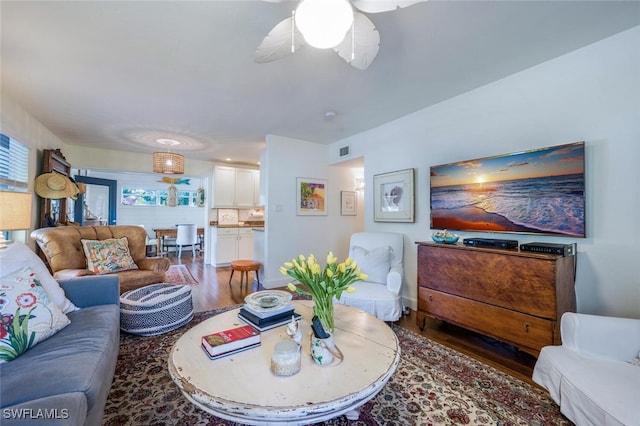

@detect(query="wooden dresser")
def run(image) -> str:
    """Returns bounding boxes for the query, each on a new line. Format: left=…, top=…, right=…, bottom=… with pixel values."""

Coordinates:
left=416, top=242, right=576, bottom=356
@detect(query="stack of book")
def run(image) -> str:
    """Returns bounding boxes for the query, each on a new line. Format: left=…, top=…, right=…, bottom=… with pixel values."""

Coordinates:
left=238, top=303, right=301, bottom=331
left=201, top=324, right=261, bottom=360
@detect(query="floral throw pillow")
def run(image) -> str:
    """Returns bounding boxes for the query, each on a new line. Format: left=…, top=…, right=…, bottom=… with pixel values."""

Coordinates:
left=0, top=241, right=78, bottom=314
left=0, top=266, right=70, bottom=363
left=81, top=237, right=139, bottom=275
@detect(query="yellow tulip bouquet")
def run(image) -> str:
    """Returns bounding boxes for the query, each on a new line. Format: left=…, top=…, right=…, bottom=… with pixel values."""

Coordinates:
left=280, top=252, right=367, bottom=333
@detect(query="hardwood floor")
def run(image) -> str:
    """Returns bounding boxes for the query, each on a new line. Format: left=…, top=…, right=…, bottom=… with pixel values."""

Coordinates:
left=170, top=254, right=538, bottom=386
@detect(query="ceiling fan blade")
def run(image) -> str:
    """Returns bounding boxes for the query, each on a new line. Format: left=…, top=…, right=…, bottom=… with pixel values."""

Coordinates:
left=255, top=17, right=306, bottom=63
left=333, top=13, right=379, bottom=70
left=351, top=0, right=425, bottom=14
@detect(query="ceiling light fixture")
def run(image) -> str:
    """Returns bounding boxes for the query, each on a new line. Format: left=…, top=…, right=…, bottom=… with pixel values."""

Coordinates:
left=324, top=110, right=337, bottom=121
left=257, top=1, right=421, bottom=70
left=295, top=0, right=354, bottom=49
left=153, top=139, right=184, bottom=174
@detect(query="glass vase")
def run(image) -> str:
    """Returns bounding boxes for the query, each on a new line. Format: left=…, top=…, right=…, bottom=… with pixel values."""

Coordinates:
left=313, top=294, right=334, bottom=334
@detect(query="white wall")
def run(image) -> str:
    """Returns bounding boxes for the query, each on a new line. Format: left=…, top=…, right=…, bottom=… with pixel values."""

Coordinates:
left=331, top=26, right=640, bottom=318
left=260, top=136, right=364, bottom=288
left=65, top=144, right=214, bottom=177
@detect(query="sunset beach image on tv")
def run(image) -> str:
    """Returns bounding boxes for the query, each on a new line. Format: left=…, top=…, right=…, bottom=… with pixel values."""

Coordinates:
left=430, top=141, right=585, bottom=237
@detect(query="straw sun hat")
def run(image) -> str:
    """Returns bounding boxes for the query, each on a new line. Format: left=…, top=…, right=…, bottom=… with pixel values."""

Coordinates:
left=35, top=173, right=79, bottom=199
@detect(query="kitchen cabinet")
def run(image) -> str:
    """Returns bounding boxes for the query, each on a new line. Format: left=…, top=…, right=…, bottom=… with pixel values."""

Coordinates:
left=210, top=227, right=255, bottom=266
left=237, top=228, right=254, bottom=259
left=235, top=168, right=256, bottom=207
left=213, top=166, right=260, bottom=208
left=213, top=166, right=236, bottom=207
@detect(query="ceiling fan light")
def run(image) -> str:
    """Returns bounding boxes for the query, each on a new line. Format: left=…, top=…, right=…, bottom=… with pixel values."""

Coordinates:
left=296, top=0, right=353, bottom=49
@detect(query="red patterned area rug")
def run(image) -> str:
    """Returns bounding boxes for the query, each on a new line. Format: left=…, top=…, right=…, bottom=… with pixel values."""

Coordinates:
left=164, top=264, right=199, bottom=285
left=103, top=308, right=569, bottom=425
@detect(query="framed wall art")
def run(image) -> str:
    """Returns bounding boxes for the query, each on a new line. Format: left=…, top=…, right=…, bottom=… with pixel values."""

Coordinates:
left=340, top=191, right=357, bottom=216
left=373, top=168, right=415, bottom=222
left=296, top=177, right=327, bottom=216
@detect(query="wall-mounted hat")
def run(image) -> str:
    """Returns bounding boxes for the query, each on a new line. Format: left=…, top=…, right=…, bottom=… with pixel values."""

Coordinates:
left=76, top=182, right=87, bottom=195
left=35, top=173, right=78, bottom=199
left=67, top=177, right=84, bottom=200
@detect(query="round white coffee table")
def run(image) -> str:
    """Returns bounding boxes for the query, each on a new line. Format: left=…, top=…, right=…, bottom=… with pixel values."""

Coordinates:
left=168, top=300, right=400, bottom=425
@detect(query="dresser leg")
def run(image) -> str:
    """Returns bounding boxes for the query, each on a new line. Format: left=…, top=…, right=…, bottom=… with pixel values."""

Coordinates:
left=419, top=316, right=426, bottom=331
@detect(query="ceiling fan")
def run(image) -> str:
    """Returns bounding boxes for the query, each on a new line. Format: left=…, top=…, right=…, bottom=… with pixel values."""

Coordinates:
left=255, top=0, right=424, bottom=70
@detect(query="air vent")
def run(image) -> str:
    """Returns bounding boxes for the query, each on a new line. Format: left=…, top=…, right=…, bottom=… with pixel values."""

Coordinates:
left=339, top=146, right=350, bottom=158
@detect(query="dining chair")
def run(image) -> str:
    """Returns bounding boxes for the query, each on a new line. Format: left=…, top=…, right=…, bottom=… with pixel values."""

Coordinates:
left=137, top=224, right=159, bottom=256
left=175, top=224, right=198, bottom=257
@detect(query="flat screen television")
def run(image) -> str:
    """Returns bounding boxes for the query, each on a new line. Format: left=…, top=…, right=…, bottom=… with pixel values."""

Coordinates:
left=430, top=141, right=585, bottom=238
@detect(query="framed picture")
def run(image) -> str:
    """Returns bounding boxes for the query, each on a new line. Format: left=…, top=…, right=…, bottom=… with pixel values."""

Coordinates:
left=340, top=191, right=357, bottom=216
left=296, top=177, right=327, bottom=215
left=374, top=168, right=415, bottom=222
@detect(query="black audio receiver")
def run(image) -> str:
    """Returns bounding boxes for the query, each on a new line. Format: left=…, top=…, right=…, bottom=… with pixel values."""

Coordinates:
left=462, top=238, right=519, bottom=249
left=519, top=242, right=575, bottom=256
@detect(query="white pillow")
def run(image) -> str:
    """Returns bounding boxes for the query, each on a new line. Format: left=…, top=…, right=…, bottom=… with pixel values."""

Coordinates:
left=0, top=241, right=78, bottom=313
left=0, top=266, right=71, bottom=363
left=350, top=245, right=391, bottom=284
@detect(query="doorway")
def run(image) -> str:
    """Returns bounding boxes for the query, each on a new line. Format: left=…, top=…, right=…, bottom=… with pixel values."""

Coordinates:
left=73, top=176, right=117, bottom=225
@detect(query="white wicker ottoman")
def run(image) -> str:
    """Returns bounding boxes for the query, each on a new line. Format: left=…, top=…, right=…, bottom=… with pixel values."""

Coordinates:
left=120, top=284, right=193, bottom=336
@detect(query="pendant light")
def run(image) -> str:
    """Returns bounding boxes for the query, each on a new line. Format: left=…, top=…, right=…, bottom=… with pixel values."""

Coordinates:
left=153, top=139, right=184, bottom=175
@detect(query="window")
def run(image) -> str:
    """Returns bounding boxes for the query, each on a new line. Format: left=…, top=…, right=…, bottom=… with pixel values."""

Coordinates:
left=0, top=133, right=29, bottom=190
left=121, top=188, right=198, bottom=206
left=122, top=188, right=158, bottom=206
left=0, top=133, right=30, bottom=242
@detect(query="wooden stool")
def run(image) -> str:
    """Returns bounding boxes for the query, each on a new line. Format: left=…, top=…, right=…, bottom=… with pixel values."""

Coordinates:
left=229, top=260, right=261, bottom=290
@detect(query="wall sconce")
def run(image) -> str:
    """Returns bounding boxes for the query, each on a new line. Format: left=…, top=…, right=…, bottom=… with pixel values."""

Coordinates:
left=355, top=177, right=365, bottom=192
left=0, top=191, right=32, bottom=250
left=153, top=139, right=184, bottom=174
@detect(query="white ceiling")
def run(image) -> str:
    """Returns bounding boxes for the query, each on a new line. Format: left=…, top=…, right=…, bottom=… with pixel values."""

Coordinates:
left=2, top=1, right=639, bottom=166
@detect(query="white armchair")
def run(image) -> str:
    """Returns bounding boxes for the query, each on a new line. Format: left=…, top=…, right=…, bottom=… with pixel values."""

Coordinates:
left=533, top=312, right=640, bottom=426
left=336, top=232, right=404, bottom=322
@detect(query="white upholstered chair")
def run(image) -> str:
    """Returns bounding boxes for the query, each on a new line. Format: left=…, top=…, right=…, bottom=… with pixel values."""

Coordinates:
left=175, top=224, right=198, bottom=257
left=533, top=312, right=640, bottom=426
left=336, top=232, right=404, bottom=322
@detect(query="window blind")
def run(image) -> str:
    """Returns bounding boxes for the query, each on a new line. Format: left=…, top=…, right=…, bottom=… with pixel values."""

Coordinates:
left=0, top=133, right=29, bottom=189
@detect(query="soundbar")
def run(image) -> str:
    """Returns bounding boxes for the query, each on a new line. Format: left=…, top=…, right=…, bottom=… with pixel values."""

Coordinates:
left=520, top=242, right=575, bottom=256
left=462, top=238, right=519, bottom=249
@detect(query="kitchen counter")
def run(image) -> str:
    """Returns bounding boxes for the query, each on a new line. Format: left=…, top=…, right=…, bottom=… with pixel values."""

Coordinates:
left=210, top=222, right=264, bottom=228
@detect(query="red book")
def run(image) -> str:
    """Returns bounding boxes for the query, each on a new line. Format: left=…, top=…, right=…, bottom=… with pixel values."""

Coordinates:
left=201, top=342, right=262, bottom=360
left=201, top=325, right=261, bottom=357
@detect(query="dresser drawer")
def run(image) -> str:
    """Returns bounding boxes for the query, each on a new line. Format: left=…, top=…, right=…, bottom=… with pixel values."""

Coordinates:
left=418, top=287, right=555, bottom=354
left=418, top=244, right=559, bottom=318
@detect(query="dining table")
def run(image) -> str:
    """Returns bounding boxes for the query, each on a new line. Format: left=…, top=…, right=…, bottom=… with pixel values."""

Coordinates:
left=153, top=227, right=205, bottom=256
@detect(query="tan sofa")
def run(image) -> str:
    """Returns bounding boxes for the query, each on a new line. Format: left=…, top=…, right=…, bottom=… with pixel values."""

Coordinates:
left=31, top=225, right=171, bottom=294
